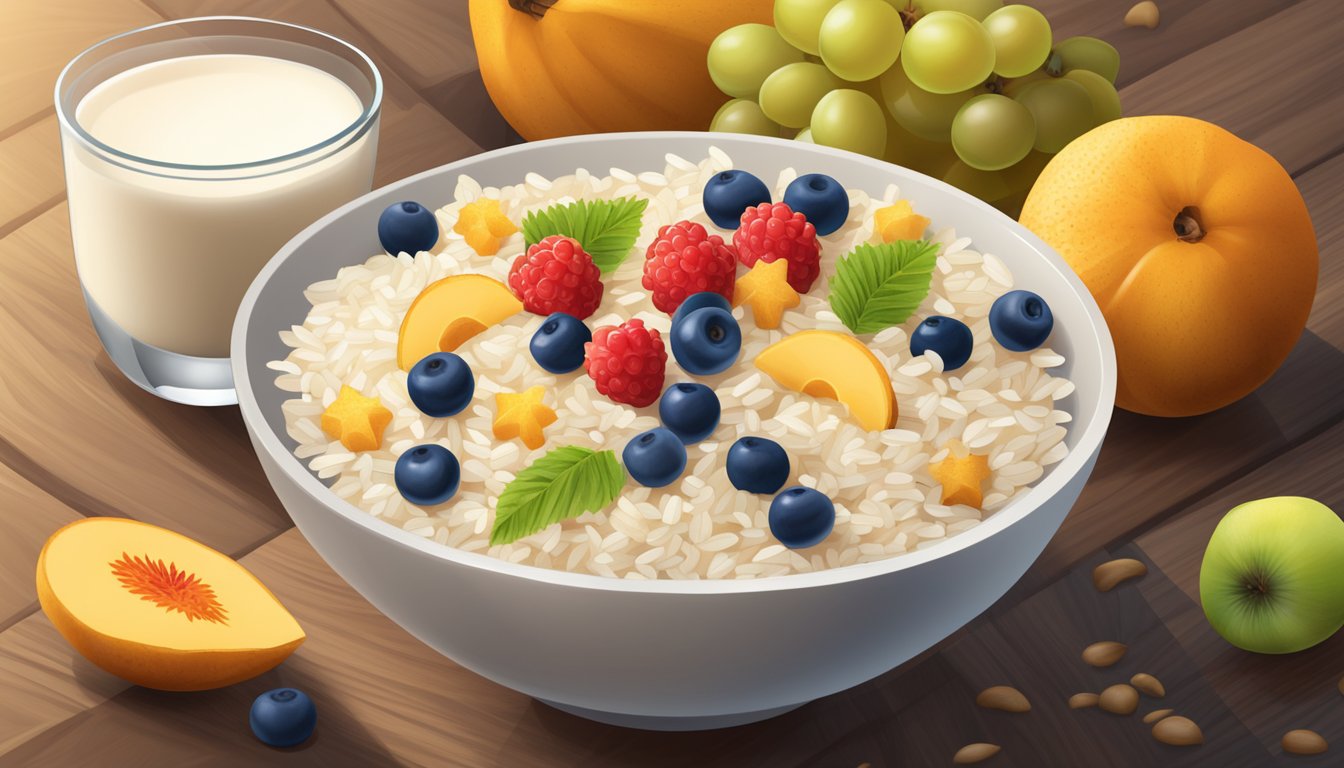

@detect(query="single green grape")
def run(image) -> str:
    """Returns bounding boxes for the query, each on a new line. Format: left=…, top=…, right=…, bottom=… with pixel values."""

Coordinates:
left=951, top=93, right=1035, bottom=170
left=796, top=126, right=815, bottom=142
left=879, top=64, right=977, bottom=142
left=710, top=99, right=783, bottom=136
left=818, top=0, right=905, bottom=82
left=901, top=11, right=996, bottom=94
left=760, top=62, right=842, bottom=128
left=707, top=23, right=806, bottom=100
left=811, top=89, right=888, bottom=158
left=774, top=0, right=843, bottom=56
left=913, top=0, right=1003, bottom=21
left=1012, top=77, right=1096, bottom=153
left=983, top=4, right=1052, bottom=78
left=1064, top=69, right=1121, bottom=123
left=1051, top=36, right=1120, bottom=83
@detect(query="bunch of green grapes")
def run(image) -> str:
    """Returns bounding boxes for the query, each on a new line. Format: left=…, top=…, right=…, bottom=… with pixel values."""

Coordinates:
left=706, top=0, right=1122, bottom=214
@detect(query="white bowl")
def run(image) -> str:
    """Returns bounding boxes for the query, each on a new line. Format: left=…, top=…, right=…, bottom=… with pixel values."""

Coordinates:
left=234, top=132, right=1116, bottom=731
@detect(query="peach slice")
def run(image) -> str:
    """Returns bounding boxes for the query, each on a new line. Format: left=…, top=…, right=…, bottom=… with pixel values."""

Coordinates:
left=755, top=330, right=897, bottom=431
left=36, top=518, right=304, bottom=691
left=397, top=274, right=523, bottom=370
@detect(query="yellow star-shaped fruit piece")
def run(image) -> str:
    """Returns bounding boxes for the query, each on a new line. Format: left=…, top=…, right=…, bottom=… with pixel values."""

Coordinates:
left=321, top=385, right=393, bottom=452
left=493, top=385, right=558, bottom=450
left=929, top=440, right=992, bottom=508
left=453, top=198, right=517, bottom=256
left=873, top=200, right=931, bottom=243
left=733, top=258, right=800, bottom=330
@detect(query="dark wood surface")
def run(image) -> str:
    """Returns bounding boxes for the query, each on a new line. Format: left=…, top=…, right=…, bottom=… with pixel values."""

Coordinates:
left=0, top=0, right=1340, bottom=764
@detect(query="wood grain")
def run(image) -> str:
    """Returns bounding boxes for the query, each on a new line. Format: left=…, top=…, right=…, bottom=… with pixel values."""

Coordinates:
left=1138, top=569, right=1344, bottom=765
left=328, top=0, right=478, bottom=90
left=1121, top=0, right=1344, bottom=175
left=0, top=114, right=63, bottom=238
left=0, top=464, right=82, bottom=629
left=1016, top=325, right=1344, bottom=598
left=0, top=614, right=125, bottom=754
left=1136, top=421, right=1344, bottom=761
left=776, top=550, right=1268, bottom=767
left=374, top=100, right=488, bottom=187
left=964, top=547, right=1265, bottom=767
left=1299, top=153, right=1344, bottom=350
left=420, top=70, right=521, bottom=151
left=1028, top=0, right=1311, bottom=89
left=0, top=0, right=162, bottom=134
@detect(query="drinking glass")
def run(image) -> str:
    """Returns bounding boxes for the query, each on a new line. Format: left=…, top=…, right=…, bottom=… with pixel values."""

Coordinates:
left=56, top=17, right=382, bottom=406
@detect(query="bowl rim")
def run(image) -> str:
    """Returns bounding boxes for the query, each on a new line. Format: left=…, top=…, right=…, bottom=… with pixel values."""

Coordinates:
left=234, top=131, right=1116, bottom=596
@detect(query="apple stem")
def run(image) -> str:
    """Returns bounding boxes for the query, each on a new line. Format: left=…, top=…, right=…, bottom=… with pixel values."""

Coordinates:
left=1174, top=206, right=1205, bottom=243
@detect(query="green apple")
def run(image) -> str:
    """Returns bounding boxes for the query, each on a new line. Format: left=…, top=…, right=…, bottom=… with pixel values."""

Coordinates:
left=1199, top=496, right=1344, bottom=654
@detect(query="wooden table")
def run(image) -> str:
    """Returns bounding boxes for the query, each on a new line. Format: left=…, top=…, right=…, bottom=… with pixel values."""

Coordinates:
left=1, top=0, right=1340, bottom=764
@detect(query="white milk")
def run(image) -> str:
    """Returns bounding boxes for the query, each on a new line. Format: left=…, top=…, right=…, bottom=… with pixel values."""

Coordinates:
left=64, top=54, right=377, bottom=358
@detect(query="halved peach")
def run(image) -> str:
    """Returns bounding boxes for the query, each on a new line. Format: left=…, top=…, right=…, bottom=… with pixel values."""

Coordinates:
left=36, top=518, right=304, bottom=691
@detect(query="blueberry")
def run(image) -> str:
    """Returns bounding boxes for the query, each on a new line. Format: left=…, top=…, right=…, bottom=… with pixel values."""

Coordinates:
left=670, top=307, right=741, bottom=376
left=622, top=428, right=687, bottom=488
left=407, top=352, right=474, bottom=417
left=989, top=290, right=1054, bottom=352
left=726, top=436, right=790, bottom=494
left=530, top=312, right=592, bottom=374
left=249, top=688, right=316, bottom=748
left=909, top=316, right=975, bottom=371
left=395, top=444, right=461, bottom=506
left=783, top=173, right=849, bottom=236
left=703, top=169, right=772, bottom=230
left=671, top=291, right=732, bottom=329
left=768, top=487, right=835, bottom=549
left=658, top=383, right=721, bottom=444
left=377, top=200, right=439, bottom=255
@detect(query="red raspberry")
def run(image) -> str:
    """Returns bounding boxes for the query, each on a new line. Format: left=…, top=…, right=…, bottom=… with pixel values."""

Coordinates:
left=584, top=318, right=667, bottom=408
left=641, top=221, right=738, bottom=314
left=507, top=235, right=603, bottom=319
left=732, top=202, right=822, bottom=293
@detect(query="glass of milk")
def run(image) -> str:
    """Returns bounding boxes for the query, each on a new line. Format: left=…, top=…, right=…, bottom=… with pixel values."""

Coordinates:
left=56, top=17, right=382, bottom=406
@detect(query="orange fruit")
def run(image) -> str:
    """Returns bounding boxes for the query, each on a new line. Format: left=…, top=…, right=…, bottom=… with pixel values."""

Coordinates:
left=1021, top=116, right=1318, bottom=417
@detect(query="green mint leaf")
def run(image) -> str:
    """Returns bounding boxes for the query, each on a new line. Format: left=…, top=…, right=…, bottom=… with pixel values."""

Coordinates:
left=520, top=197, right=648, bottom=274
left=490, top=446, right=625, bottom=546
left=828, top=240, right=940, bottom=334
